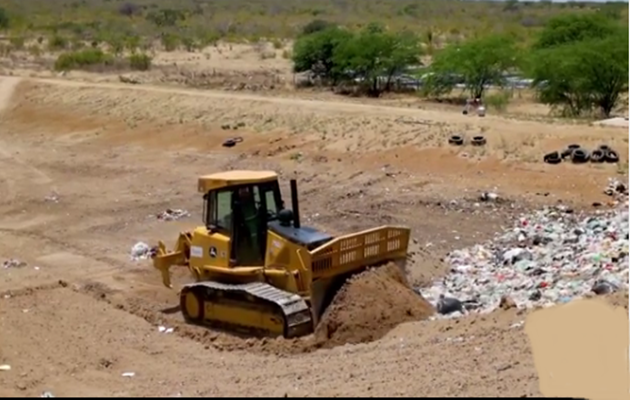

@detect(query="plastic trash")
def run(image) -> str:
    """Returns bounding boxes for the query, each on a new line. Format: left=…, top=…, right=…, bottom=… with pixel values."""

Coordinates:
left=421, top=180, right=629, bottom=318
left=436, top=295, right=465, bottom=315
left=130, top=242, right=151, bottom=261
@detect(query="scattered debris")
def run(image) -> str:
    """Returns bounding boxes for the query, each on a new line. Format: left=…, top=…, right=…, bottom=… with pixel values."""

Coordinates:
left=158, top=326, right=174, bottom=334
left=0, top=364, right=11, bottom=371
left=3, top=259, right=26, bottom=269
left=436, top=294, right=465, bottom=315
left=156, top=208, right=190, bottom=221
left=40, top=392, right=54, bottom=398
left=121, top=372, right=135, bottom=378
left=479, top=192, right=500, bottom=202
left=44, top=191, right=59, bottom=203
left=130, top=242, right=152, bottom=261
left=604, top=177, right=628, bottom=199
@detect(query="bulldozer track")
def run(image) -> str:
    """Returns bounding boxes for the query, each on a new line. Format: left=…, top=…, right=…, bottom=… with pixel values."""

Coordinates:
left=182, top=281, right=313, bottom=338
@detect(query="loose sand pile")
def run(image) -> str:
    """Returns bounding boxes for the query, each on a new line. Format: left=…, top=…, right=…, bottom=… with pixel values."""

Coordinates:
left=313, top=262, right=436, bottom=348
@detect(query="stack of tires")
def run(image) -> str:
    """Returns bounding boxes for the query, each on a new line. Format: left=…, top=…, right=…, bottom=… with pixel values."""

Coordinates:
left=543, top=144, right=619, bottom=165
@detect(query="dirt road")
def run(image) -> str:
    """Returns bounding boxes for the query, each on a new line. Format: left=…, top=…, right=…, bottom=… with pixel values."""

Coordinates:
left=0, top=76, right=625, bottom=397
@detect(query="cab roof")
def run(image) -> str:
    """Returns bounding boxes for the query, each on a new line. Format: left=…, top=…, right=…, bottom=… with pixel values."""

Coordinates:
left=198, top=170, right=278, bottom=192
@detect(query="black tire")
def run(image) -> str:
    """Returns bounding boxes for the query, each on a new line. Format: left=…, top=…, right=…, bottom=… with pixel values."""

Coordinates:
left=448, top=135, right=465, bottom=146
left=462, top=109, right=468, bottom=115
left=604, top=149, right=619, bottom=163
left=560, top=148, right=573, bottom=159
left=590, top=149, right=605, bottom=163
left=571, top=148, right=590, bottom=163
left=543, top=151, right=562, bottom=164
left=567, top=144, right=581, bottom=150
left=598, top=144, right=610, bottom=152
left=471, top=135, right=487, bottom=146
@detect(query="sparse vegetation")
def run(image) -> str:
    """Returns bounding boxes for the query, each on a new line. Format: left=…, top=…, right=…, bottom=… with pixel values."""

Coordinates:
left=0, top=0, right=626, bottom=117
left=54, top=49, right=114, bottom=71
left=128, top=53, right=152, bottom=71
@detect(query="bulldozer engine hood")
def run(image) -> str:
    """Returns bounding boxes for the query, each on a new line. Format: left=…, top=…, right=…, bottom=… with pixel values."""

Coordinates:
left=268, top=221, right=333, bottom=250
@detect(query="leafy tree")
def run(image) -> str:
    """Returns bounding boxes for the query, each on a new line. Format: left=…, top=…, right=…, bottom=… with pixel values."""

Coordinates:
left=0, top=7, right=9, bottom=30
left=529, top=32, right=629, bottom=117
left=145, top=9, right=186, bottom=27
left=332, top=27, right=421, bottom=96
left=292, top=27, right=353, bottom=83
left=118, top=2, right=141, bottom=18
left=533, top=13, right=621, bottom=50
left=300, top=19, right=335, bottom=36
left=423, top=34, right=518, bottom=98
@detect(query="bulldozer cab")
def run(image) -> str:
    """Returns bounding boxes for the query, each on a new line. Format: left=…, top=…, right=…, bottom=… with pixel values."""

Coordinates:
left=201, top=175, right=283, bottom=266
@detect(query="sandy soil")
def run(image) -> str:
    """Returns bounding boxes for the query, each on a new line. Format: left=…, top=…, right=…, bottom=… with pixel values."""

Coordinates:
left=0, top=75, right=627, bottom=397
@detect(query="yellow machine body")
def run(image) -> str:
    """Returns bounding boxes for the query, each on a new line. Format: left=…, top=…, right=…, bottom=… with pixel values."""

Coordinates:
left=152, top=170, right=410, bottom=338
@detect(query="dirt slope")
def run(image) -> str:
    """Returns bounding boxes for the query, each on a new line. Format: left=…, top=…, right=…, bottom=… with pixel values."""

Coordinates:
left=314, top=263, right=436, bottom=348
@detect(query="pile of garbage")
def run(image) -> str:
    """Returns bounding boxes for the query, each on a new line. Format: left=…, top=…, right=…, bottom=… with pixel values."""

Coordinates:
left=421, top=182, right=629, bottom=318
left=156, top=209, right=190, bottom=221
left=130, top=242, right=152, bottom=261
left=3, top=259, right=26, bottom=269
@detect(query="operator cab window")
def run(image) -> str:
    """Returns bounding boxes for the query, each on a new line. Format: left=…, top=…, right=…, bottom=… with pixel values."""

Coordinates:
left=205, top=189, right=233, bottom=234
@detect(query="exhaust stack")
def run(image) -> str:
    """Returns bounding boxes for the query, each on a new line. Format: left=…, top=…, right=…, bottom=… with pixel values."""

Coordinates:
left=289, top=179, right=301, bottom=229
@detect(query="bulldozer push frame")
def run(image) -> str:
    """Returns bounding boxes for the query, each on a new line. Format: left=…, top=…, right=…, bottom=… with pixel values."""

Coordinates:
left=150, top=170, right=411, bottom=339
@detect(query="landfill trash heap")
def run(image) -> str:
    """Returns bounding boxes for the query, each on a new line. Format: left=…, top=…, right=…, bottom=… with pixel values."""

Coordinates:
left=422, top=195, right=628, bottom=318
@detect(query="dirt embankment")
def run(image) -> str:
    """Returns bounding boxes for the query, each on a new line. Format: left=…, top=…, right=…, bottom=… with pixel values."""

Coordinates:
left=313, top=262, right=436, bottom=348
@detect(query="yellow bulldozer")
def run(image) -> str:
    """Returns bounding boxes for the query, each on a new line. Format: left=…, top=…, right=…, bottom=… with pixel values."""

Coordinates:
left=151, top=170, right=410, bottom=338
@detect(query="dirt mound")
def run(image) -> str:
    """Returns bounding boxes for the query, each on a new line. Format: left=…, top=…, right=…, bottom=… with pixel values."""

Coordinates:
left=313, top=262, right=436, bottom=348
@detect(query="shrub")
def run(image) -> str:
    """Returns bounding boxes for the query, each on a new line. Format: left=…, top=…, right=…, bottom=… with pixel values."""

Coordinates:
left=484, top=91, right=511, bottom=112
left=128, top=53, right=152, bottom=71
left=49, top=35, right=68, bottom=51
left=54, top=49, right=114, bottom=71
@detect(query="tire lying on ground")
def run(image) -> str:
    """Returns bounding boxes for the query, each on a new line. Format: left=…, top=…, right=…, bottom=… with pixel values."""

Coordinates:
left=598, top=144, right=611, bottom=152
left=571, top=148, right=590, bottom=163
left=590, top=149, right=605, bottom=163
left=604, top=149, right=619, bottom=163
left=448, top=135, right=465, bottom=146
left=560, top=148, right=573, bottom=160
left=543, top=151, right=562, bottom=164
left=471, top=135, right=487, bottom=146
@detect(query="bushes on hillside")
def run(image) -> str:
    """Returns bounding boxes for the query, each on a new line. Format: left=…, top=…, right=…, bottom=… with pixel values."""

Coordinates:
left=54, top=49, right=152, bottom=72
left=54, top=49, right=114, bottom=71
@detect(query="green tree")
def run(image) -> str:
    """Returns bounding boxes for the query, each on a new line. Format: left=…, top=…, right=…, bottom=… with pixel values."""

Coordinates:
left=300, top=19, right=335, bottom=36
left=292, top=27, right=353, bottom=83
left=533, top=13, right=621, bottom=50
left=0, top=7, right=9, bottom=30
left=423, top=34, right=518, bottom=98
left=529, top=33, right=629, bottom=117
left=332, top=27, right=421, bottom=96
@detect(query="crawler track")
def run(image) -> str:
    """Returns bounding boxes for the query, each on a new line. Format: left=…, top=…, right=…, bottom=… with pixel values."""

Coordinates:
left=180, top=281, right=313, bottom=338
